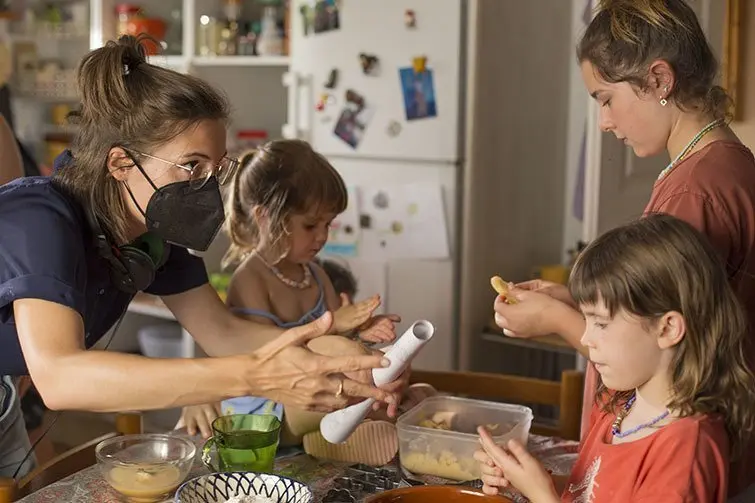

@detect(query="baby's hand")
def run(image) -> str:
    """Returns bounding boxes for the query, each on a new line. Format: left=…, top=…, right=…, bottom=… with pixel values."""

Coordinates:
left=177, top=402, right=222, bottom=439
left=474, top=449, right=510, bottom=496
left=333, top=295, right=380, bottom=333
left=358, top=314, right=401, bottom=343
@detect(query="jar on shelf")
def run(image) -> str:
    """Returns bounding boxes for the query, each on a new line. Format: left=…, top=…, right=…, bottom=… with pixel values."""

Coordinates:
left=237, top=23, right=257, bottom=56
left=126, top=17, right=167, bottom=55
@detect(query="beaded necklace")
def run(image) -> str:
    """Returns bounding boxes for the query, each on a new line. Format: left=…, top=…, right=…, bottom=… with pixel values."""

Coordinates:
left=611, top=394, right=670, bottom=439
left=657, top=118, right=725, bottom=181
left=253, top=252, right=312, bottom=289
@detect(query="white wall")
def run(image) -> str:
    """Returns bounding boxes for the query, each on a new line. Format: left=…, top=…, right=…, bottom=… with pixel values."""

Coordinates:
left=560, top=0, right=591, bottom=260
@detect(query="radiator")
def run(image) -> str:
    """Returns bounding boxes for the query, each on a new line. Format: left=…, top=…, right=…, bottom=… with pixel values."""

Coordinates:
left=470, top=331, right=579, bottom=421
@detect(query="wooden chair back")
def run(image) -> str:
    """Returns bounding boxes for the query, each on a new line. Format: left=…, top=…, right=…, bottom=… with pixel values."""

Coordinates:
left=0, top=412, right=143, bottom=502
left=409, top=369, right=584, bottom=441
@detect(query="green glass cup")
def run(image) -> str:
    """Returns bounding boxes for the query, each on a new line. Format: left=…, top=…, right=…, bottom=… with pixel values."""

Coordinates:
left=201, top=414, right=281, bottom=472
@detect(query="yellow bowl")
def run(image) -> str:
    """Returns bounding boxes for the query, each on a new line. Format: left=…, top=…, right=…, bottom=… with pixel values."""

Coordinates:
left=95, top=434, right=196, bottom=502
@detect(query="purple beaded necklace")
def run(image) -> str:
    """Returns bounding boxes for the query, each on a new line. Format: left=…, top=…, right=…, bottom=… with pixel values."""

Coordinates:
left=611, top=394, right=670, bottom=439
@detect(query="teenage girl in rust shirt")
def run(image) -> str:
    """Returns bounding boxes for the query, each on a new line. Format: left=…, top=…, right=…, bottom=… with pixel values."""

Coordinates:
left=491, top=0, right=755, bottom=499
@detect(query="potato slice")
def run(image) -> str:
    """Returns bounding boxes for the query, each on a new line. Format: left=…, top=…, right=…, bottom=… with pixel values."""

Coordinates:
left=490, top=276, right=517, bottom=304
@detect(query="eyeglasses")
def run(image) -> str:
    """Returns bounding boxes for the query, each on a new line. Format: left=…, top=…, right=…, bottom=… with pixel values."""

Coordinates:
left=131, top=150, right=239, bottom=189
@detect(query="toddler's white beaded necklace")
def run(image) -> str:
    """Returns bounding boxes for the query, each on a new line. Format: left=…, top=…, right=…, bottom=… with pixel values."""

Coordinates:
left=252, top=251, right=312, bottom=289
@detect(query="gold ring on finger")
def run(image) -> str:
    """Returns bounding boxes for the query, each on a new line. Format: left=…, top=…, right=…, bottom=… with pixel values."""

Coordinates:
left=335, top=379, right=344, bottom=398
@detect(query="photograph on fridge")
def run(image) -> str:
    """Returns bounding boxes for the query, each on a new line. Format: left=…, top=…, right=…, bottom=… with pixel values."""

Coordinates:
left=334, top=89, right=375, bottom=149
left=301, top=0, right=340, bottom=36
left=399, top=67, right=438, bottom=121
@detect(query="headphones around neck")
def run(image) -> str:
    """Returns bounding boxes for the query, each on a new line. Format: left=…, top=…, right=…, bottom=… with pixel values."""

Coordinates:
left=85, top=203, right=170, bottom=294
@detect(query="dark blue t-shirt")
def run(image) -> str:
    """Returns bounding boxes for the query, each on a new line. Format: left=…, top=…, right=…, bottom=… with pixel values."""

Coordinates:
left=0, top=176, right=209, bottom=375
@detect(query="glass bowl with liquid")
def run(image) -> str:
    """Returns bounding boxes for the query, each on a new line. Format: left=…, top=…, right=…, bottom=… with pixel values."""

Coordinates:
left=96, top=433, right=196, bottom=502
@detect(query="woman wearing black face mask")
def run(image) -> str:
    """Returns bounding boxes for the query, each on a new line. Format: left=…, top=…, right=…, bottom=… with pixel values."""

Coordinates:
left=0, top=36, right=404, bottom=478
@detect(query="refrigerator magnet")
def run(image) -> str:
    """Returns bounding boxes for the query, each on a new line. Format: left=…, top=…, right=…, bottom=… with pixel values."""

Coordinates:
left=359, top=53, right=380, bottom=76
left=405, top=9, right=416, bottom=28
left=387, top=120, right=402, bottom=138
left=316, top=93, right=336, bottom=112
left=324, top=68, right=339, bottom=89
left=373, top=191, right=390, bottom=209
left=399, top=66, right=438, bottom=121
left=412, top=56, right=427, bottom=74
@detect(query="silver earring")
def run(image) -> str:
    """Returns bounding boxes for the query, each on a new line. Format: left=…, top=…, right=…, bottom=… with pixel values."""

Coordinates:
left=660, top=87, right=668, bottom=107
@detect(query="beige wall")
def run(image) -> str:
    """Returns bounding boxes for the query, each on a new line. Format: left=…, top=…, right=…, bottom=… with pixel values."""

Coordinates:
left=731, top=4, right=755, bottom=147
left=458, top=0, right=572, bottom=370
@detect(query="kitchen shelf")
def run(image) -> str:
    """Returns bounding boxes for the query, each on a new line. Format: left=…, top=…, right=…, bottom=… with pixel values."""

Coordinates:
left=126, top=293, right=175, bottom=321
left=191, top=55, right=289, bottom=67
left=146, top=54, right=188, bottom=70
left=145, top=54, right=290, bottom=72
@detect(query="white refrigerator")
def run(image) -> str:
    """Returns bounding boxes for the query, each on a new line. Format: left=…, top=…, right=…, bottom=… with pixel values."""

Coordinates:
left=283, top=0, right=466, bottom=370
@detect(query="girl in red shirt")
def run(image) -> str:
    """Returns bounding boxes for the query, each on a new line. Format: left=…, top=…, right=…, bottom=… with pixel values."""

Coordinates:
left=477, top=214, right=755, bottom=502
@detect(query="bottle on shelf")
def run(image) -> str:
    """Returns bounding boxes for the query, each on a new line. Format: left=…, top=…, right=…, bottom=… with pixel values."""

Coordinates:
left=218, top=0, right=240, bottom=56
left=197, top=14, right=220, bottom=56
left=256, top=6, right=282, bottom=56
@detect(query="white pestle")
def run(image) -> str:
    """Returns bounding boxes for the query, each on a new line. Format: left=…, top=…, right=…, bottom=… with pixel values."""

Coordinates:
left=319, top=320, right=435, bottom=444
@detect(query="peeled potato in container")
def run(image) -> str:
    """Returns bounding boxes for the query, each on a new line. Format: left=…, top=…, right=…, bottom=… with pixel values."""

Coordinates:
left=490, top=276, right=517, bottom=304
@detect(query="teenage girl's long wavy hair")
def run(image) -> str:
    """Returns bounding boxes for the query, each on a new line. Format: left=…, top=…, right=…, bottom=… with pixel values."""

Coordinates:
left=578, top=0, right=732, bottom=120
left=569, top=213, right=755, bottom=457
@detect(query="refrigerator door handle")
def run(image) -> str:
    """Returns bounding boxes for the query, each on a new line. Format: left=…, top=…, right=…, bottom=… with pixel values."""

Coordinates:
left=282, top=72, right=311, bottom=142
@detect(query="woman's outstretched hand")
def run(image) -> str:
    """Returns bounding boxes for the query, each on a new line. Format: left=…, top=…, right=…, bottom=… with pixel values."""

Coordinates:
left=243, top=311, right=397, bottom=413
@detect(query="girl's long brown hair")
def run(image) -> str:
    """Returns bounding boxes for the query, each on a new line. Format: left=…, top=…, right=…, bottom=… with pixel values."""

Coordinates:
left=222, top=139, right=347, bottom=269
left=570, top=213, right=755, bottom=457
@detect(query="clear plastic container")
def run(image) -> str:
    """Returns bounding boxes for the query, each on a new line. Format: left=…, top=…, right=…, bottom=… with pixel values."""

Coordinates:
left=137, top=323, right=183, bottom=358
left=396, top=396, right=533, bottom=481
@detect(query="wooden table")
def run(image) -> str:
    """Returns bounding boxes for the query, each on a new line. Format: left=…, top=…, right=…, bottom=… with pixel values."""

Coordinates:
left=17, top=432, right=578, bottom=502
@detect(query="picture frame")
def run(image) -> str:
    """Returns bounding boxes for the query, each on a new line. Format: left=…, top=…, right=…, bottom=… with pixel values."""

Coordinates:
left=722, top=0, right=745, bottom=120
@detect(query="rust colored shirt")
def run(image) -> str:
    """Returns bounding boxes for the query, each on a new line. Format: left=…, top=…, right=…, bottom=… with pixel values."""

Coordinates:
left=565, top=400, right=729, bottom=503
left=580, top=141, right=755, bottom=497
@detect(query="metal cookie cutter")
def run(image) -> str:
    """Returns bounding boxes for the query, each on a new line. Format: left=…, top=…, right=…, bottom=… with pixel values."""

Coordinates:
left=323, top=464, right=402, bottom=502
